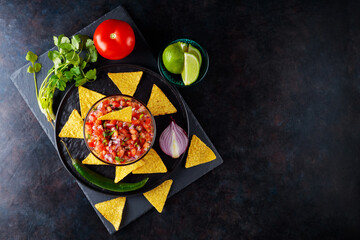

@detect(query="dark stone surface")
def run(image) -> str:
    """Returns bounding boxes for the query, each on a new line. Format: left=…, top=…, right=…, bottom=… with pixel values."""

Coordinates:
left=0, top=0, right=359, bottom=239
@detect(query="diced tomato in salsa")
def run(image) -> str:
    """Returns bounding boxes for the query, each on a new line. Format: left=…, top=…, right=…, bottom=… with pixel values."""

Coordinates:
left=85, top=96, right=154, bottom=164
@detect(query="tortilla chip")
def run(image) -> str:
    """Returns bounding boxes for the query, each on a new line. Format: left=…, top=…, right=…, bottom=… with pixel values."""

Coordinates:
left=78, top=86, right=106, bottom=118
left=108, top=71, right=143, bottom=96
left=132, top=149, right=167, bottom=174
left=185, top=135, right=216, bottom=168
left=143, top=179, right=173, bottom=213
left=114, top=160, right=145, bottom=183
left=58, top=109, right=84, bottom=138
left=97, top=106, right=132, bottom=122
left=95, top=197, right=126, bottom=231
left=147, top=84, right=177, bottom=116
left=82, top=153, right=108, bottom=165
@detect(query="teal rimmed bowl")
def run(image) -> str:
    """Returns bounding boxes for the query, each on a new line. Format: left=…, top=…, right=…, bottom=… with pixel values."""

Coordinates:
left=158, top=38, right=209, bottom=87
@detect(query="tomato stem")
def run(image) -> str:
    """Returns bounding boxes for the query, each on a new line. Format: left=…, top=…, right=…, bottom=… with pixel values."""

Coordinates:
left=110, top=33, right=116, bottom=39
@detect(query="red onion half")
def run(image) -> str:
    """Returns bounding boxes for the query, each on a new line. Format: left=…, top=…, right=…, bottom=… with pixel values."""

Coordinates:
left=159, top=119, right=188, bottom=158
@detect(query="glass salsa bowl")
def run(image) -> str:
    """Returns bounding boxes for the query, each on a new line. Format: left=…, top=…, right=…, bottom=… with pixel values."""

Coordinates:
left=83, top=95, right=156, bottom=166
left=158, top=38, right=209, bottom=87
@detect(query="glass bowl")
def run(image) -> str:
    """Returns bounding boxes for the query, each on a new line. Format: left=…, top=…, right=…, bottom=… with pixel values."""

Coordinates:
left=158, top=38, right=209, bottom=87
left=83, top=95, right=156, bottom=166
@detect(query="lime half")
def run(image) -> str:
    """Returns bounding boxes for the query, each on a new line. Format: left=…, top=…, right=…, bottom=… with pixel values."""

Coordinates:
left=181, top=52, right=200, bottom=86
left=162, top=42, right=185, bottom=74
left=188, top=44, right=202, bottom=66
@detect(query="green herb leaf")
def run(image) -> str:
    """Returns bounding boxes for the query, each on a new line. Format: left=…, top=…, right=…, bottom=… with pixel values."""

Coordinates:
left=48, top=50, right=60, bottom=61
left=49, top=74, right=58, bottom=84
left=60, top=36, right=70, bottom=44
left=34, top=63, right=42, bottom=72
left=26, top=51, right=38, bottom=64
left=27, top=65, right=34, bottom=73
left=85, top=69, right=97, bottom=80
left=64, top=71, right=74, bottom=80
left=80, top=59, right=87, bottom=69
left=88, top=46, right=98, bottom=63
left=56, top=34, right=64, bottom=46
left=57, top=76, right=67, bottom=91
left=52, top=57, right=62, bottom=70
left=70, top=66, right=81, bottom=75
left=75, top=78, right=87, bottom=87
left=53, top=36, right=58, bottom=46
left=78, top=35, right=89, bottom=50
left=71, top=35, right=81, bottom=51
left=59, top=42, right=73, bottom=51
left=65, top=50, right=80, bottom=65
left=85, top=39, right=94, bottom=48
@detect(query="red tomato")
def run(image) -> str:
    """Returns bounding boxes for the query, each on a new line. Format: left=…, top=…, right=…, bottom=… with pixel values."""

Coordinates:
left=93, top=19, right=135, bottom=60
left=88, top=140, right=95, bottom=148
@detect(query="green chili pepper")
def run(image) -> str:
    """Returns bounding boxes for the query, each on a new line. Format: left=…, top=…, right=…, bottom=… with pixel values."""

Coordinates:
left=61, top=141, right=148, bottom=192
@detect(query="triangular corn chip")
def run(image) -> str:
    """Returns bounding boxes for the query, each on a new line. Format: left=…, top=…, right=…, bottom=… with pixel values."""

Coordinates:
left=114, top=160, right=145, bottom=183
left=108, top=71, right=143, bottom=96
left=132, top=149, right=167, bottom=174
left=185, top=135, right=216, bottom=168
left=143, top=179, right=173, bottom=213
left=82, top=153, right=108, bottom=165
left=78, top=86, right=106, bottom=118
left=147, top=84, right=177, bottom=116
left=58, top=109, right=84, bottom=138
left=95, top=197, right=126, bottom=231
left=97, top=106, right=132, bottom=122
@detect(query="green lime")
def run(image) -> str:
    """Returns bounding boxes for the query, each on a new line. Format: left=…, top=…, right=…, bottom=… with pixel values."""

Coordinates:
left=188, top=44, right=202, bottom=66
left=181, top=52, right=200, bottom=86
left=162, top=42, right=185, bottom=74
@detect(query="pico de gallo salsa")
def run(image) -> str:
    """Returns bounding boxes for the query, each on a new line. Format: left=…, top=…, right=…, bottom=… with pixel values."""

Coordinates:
left=84, top=95, right=155, bottom=165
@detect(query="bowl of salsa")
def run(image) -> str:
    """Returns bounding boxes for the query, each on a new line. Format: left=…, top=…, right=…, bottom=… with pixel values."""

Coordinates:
left=83, top=95, right=156, bottom=166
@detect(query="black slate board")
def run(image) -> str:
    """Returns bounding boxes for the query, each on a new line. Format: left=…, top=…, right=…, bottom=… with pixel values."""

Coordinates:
left=10, top=5, right=223, bottom=234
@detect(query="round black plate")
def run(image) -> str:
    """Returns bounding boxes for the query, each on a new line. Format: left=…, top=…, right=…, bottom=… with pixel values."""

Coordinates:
left=55, top=64, right=189, bottom=196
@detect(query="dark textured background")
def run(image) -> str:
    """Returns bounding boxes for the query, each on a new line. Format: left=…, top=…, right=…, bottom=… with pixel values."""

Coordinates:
left=1, top=0, right=360, bottom=239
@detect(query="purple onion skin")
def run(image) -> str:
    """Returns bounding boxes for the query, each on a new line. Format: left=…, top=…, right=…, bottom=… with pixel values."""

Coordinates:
left=159, top=119, right=189, bottom=158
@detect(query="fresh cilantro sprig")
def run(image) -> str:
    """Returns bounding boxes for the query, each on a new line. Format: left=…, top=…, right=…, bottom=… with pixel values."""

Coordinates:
left=26, top=51, right=42, bottom=99
left=26, top=34, right=98, bottom=123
